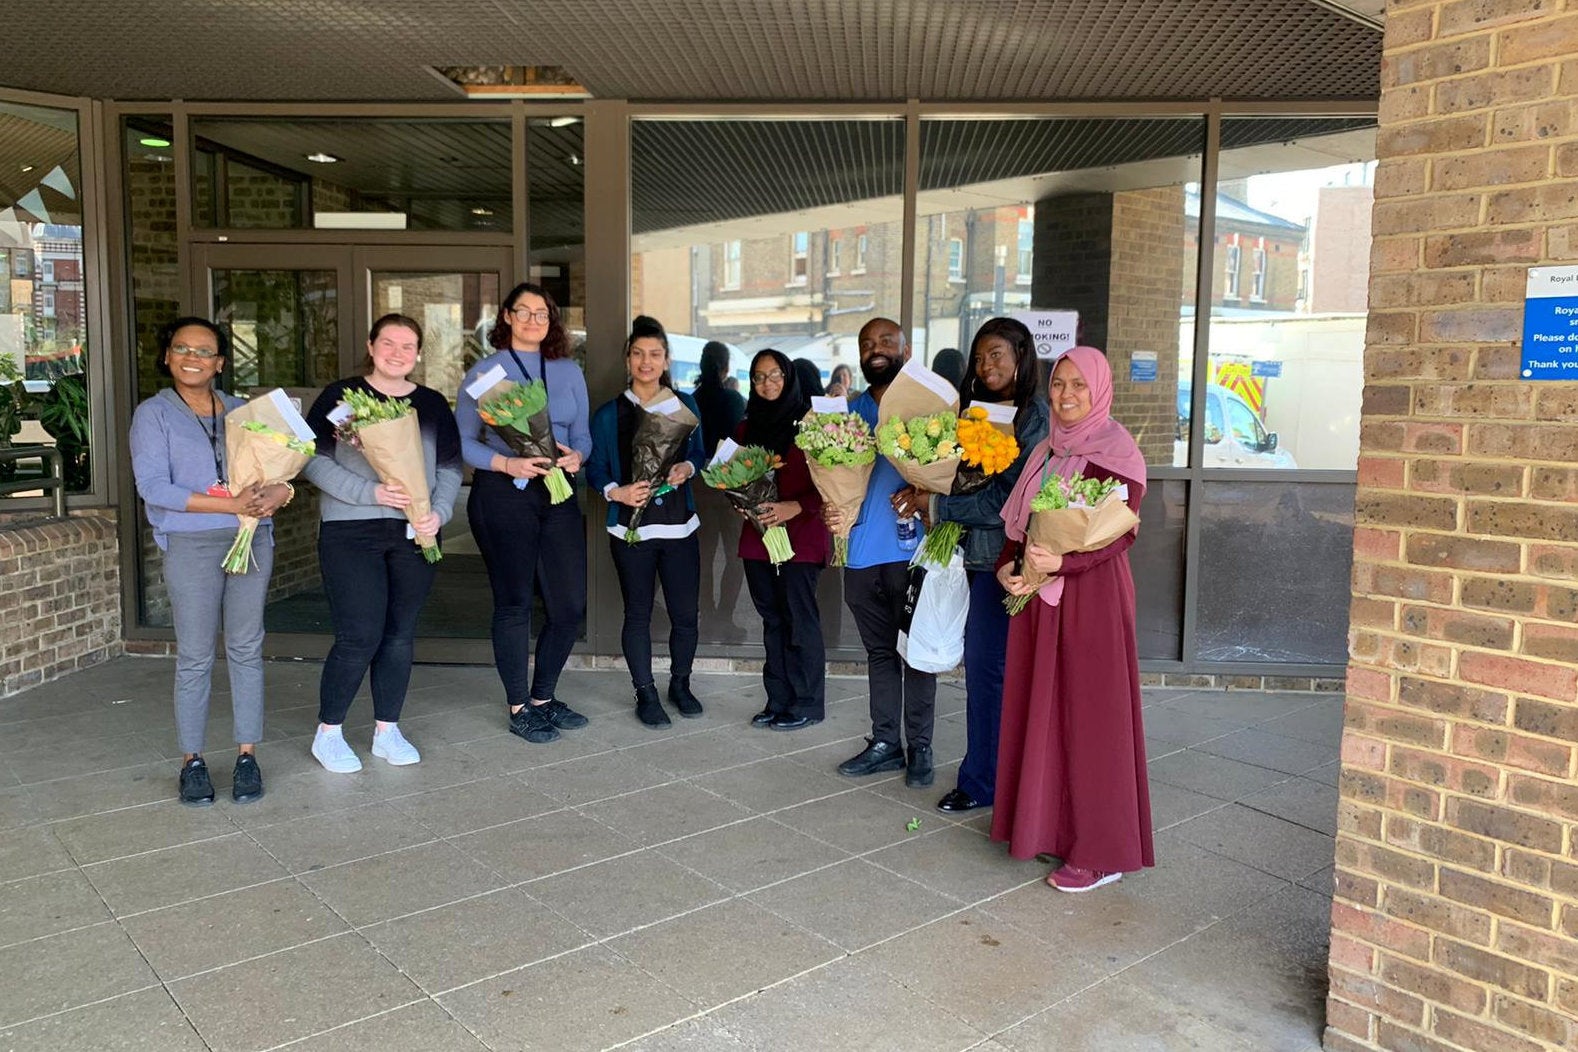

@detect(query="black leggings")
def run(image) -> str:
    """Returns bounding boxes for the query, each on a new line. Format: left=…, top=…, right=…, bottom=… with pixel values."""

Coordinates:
left=744, top=559, right=825, bottom=719
left=469, top=470, right=587, bottom=705
left=317, top=518, right=438, bottom=724
left=608, top=533, right=700, bottom=688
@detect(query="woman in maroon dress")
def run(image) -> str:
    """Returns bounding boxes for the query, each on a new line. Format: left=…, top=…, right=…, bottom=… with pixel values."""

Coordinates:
left=991, top=345, right=1152, bottom=893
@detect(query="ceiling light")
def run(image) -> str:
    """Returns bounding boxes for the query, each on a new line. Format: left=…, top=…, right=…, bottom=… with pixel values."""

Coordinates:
left=20, top=165, right=34, bottom=173
left=305, top=152, right=340, bottom=164
left=139, top=136, right=172, bottom=148
left=470, top=207, right=493, bottom=216
left=549, top=116, right=581, bottom=128
left=568, top=152, right=582, bottom=166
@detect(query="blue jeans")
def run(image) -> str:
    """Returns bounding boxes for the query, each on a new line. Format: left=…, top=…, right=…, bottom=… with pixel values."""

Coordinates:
left=956, top=568, right=1009, bottom=804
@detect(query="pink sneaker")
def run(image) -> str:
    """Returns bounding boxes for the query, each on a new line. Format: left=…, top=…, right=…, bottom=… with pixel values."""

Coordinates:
left=1048, top=864, right=1123, bottom=893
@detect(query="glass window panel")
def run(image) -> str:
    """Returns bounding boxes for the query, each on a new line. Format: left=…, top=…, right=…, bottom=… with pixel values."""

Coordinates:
left=914, top=117, right=1203, bottom=470
left=527, top=117, right=585, bottom=343
left=1187, top=117, right=1376, bottom=471
left=124, top=117, right=179, bottom=406
left=0, top=100, right=91, bottom=496
left=1133, top=479, right=1186, bottom=662
left=210, top=269, right=339, bottom=390
left=1195, top=480, right=1355, bottom=664
left=631, top=117, right=904, bottom=650
left=190, top=119, right=513, bottom=232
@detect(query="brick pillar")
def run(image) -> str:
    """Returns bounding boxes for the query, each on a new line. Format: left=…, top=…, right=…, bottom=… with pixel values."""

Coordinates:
left=1330, top=5, right=1578, bottom=1052
left=1032, top=189, right=1184, bottom=461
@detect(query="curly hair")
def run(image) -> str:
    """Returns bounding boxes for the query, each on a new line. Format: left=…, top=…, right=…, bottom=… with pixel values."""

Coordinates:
left=487, top=282, right=571, bottom=360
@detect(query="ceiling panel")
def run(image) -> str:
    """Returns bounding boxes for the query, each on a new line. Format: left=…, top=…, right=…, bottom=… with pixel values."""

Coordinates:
left=2, top=1, right=1379, bottom=102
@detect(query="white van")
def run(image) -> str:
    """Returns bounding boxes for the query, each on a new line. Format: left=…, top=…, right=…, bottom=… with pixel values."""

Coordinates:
left=1176, top=382, right=1297, bottom=469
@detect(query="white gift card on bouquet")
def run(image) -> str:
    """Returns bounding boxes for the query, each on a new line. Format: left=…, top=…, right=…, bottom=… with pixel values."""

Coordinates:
left=978, top=402, right=1017, bottom=425
left=897, top=358, right=958, bottom=404
left=466, top=364, right=508, bottom=400
left=810, top=395, right=848, bottom=414
left=264, top=388, right=316, bottom=441
left=1113, top=484, right=1130, bottom=502
left=406, top=523, right=416, bottom=539
left=326, top=403, right=353, bottom=426
left=644, top=395, right=684, bottom=416
left=709, top=437, right=741, bottom=467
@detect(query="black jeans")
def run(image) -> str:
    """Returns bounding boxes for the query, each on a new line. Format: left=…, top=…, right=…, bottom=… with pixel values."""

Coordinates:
left=469, top=470, right=587, bottom=705
left=609, top=533, right=700, bottom=687
left=744, top=559, right=825, bottom=719
left=844, top=561, right=937, bottom=748
left=317, top=518, right=438, bottom=724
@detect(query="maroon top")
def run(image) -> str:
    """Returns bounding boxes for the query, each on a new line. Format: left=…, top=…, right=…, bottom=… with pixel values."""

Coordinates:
left=732, top=421, right=829, bottom=565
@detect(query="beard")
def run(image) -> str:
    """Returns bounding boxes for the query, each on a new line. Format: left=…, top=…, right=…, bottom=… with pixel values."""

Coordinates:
left=860, top=355, right=901, bottom=388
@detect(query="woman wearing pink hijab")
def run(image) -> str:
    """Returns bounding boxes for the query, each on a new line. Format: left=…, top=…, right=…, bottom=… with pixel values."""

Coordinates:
left=991, top=346, right=1153, bottom=893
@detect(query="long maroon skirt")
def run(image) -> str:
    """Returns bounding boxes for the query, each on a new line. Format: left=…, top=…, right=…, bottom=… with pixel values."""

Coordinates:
left=989, top=553, right=1154, bottom=873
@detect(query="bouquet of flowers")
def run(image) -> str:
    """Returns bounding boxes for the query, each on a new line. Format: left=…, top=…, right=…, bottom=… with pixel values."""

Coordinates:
left=700, top=440, right=794, bottom=565
left=794, top=409, right=876, bottom=567
left=624, top=389, right=700, bottom=544
left=918, top=403, right=1022, bottom=563
left=469, top=368, right=573, bottom=503
left=876, top=410, right=963, bottom=491
left=1004, top=471, right=1138, bottom=615
left=220, top=390, right=317, bottom=574
left=334, top=388, right=442, bottom=563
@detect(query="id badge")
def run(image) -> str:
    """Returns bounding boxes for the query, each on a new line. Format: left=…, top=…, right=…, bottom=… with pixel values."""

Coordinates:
left=205, top=481, right=231, bottom=498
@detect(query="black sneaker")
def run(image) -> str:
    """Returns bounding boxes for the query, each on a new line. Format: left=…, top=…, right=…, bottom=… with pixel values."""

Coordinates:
left=509, top=704, right=560, bottom=744
left=536, top=698, right=589, bottom=729
left=232, top=753, right=264, bottom=803
left=905, top=745, right=935, bottom=788
left=668, top=676, right=704, bottom=718
left=635, top=683, right=671, bottom=727
left=179, top=756, right=215, bottom=807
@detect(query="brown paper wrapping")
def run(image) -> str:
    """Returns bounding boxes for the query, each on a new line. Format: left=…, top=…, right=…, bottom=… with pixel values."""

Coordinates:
left=878, top=362, right=963, bottom=494
left=804, top=458, right=873, bottom=564
left=352, top=413, right=438, bottom=553
left=1018, top=492, right=1141, bottom=593
left=223, top=397, right=315, bottom=546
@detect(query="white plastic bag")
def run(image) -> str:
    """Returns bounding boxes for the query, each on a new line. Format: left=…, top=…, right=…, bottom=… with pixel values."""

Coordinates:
left=897, top=544, right=968, bottom=674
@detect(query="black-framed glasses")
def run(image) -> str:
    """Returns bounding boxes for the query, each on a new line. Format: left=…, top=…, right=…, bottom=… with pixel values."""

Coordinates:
left=506, top=307, right=551, bottom=324
left=750, top=370, right=785, bottom=385
left=169, top=344, right=220, bottom=359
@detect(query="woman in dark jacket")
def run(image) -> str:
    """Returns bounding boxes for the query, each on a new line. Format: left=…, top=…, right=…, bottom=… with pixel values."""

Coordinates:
left=736, top=349, right=829, bottom=730
left=895, top=317, right=1048, bottom=813
left=586, top=316, right=707, bottom=727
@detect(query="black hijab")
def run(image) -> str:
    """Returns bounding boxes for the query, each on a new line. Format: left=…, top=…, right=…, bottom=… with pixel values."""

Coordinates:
left=742, top=349, right=809, bottom=454
left=792, top=358, right=825, bottom=397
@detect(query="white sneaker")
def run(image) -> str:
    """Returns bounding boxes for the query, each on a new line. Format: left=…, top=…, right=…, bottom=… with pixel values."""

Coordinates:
left=311, top=725, right=362, bottom=773
left=371, top=724, right=421, bottom=766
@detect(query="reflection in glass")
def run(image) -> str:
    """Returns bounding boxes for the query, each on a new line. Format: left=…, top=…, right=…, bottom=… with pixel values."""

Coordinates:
left=1196, top=480, right=1355, bottom=663
left=631, top=119, right=904, bottom=649
left=1, top=100, right=91, bottom=493
left=211, top=269, right=339, bottom=390
left=125, top=117, right=179, bottom=406
left=1132, top=479, right=1186, bottom=662
left=1185, top=118, right=1376, bottom=470
left=528, top=118, right=585, bottom=340
left=190, top=119, right=513, bottom=231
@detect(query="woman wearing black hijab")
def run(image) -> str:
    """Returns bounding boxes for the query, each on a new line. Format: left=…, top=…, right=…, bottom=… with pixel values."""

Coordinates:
left=791, top=357, right=825, bottom=398
left=735, top=349, right=829, bottom=730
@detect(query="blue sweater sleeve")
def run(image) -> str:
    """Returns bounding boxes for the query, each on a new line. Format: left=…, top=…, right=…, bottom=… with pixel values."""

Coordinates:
left=679, top=391, right=706, bottom=476
left=129, top=399, right=192, bottom=513
left=454, top=365, right=497, bottom=473
left=934, top=400, right=1051, bottom=528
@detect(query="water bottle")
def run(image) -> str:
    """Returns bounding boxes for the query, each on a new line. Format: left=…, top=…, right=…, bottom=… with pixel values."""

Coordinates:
left=895, top=514, right=919, bottom=552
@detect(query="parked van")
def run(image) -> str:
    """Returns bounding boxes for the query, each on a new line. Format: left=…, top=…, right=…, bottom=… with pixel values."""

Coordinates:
left=1175, top=382, right=1297, bottom=469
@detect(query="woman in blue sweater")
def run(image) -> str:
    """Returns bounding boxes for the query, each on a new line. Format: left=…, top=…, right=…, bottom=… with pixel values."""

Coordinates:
left=454, top=283, right=593, bottom=746
left=586, top=316, right=706, bottom=727
left=129, top=317, right=292, bottom=806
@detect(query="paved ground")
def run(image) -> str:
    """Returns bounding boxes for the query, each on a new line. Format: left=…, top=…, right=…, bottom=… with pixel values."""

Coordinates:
left=0, top=658, right=1341, bottom=1051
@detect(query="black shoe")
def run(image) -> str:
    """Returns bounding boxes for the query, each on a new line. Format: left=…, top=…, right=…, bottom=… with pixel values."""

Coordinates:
left=668, top=676, right=704, bottom=718
left=635, top=684, right=671, bottom=727
left=536, top=698, right=589, bottom=729
left=178, top=756, right=215, bottom=807
left=905, top=745, right=935, bottom=788
left=838, top=739, right=905, bottom=777
left=767, top=714, right=823, bottom=731
left=509, top=704, right=561, bottom=744
left=750, top=708, right=776, bottom=727
left=232, top=753, right=264, bottom=804
left=936, top=788, right=982, bottom=813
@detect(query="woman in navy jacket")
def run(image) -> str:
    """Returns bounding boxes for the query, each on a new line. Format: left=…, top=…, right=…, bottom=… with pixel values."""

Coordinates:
left=586, top=316, right=707, bottom=727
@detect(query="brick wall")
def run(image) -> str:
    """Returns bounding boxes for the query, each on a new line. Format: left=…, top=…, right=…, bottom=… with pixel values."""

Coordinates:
left=1330, top=3, right=1578, bottom=1051
left=0, top=511, right=121, bottom=697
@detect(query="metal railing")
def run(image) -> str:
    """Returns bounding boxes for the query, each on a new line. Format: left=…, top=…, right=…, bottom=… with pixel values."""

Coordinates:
left=0, top=445, right=67, bottom=520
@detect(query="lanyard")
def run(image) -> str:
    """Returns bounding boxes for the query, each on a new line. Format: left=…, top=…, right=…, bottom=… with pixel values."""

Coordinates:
left=183, top=390, right=225, bottom=483
left=507, top=348, right=549, bottom=419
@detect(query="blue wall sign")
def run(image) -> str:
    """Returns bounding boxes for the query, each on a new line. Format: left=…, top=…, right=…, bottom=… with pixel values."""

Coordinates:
left=1129, top=350, right=1157, bottom=383
left=1251, top=360, right=1283, bottom=378
left=1522, top=266, right=1578, bottom=380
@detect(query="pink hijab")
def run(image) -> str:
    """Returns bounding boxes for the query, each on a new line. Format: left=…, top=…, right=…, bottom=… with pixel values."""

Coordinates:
left=1000, top=346, right=1147, bottom=606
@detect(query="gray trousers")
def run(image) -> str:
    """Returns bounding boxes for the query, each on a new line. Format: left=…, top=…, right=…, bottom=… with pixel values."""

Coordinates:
left=164, top=529, right=273, bottom=754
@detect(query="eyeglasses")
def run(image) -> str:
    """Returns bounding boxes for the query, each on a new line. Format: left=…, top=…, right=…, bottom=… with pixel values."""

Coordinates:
left=750, top=370, right=785, bottom=385
left=506, top=307, right=552, bottom=324
left=169, top=344, right=220, bottom=359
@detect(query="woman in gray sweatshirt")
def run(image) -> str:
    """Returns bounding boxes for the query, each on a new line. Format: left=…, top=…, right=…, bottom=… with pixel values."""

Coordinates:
left=302, top=313, right=463, bottom=773
left=129, top=316, right=292, bottom=807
